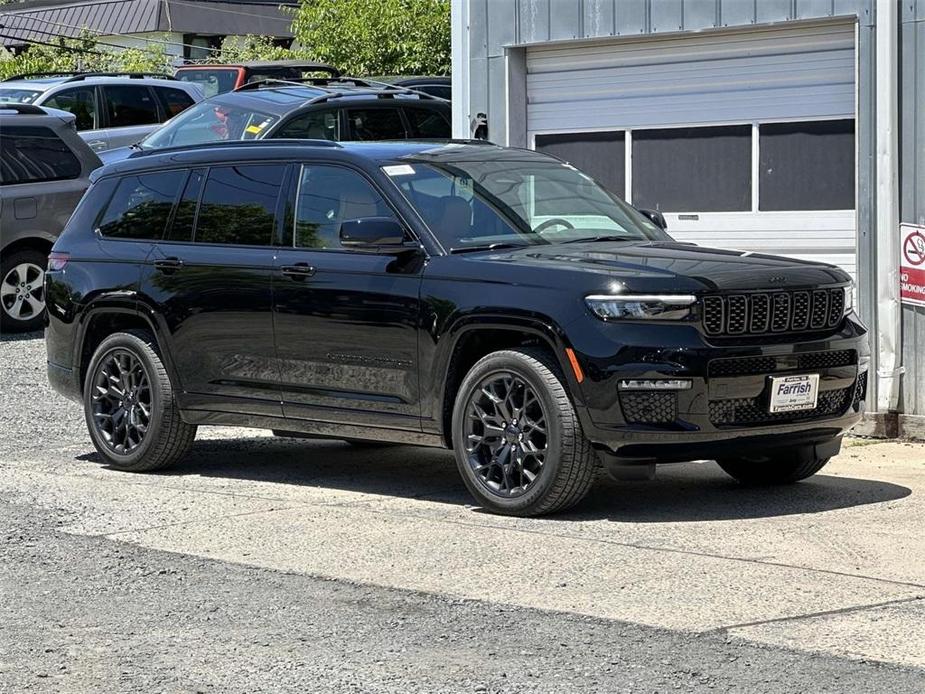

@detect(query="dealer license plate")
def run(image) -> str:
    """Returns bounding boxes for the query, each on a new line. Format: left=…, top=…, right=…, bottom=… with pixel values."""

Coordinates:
left=768, top=374, right=820, bottom=413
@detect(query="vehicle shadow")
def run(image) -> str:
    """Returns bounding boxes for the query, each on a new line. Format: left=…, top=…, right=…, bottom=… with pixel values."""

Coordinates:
left=0, top=330, right=42, bottom=343
left=77, top=435, right=912, bottom=523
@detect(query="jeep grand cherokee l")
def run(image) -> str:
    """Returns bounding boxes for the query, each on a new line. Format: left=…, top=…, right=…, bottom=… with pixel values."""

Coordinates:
left=45, top=141, right=869, bottom=516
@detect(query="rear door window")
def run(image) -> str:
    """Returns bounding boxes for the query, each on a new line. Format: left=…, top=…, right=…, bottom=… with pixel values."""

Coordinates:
left=404, top=108, right=450, bottom=138
left=274, top=110, right=340, bottom=140
left=97, top=171, right=185, bottom=239
left=102, top=85, right=160, bottom=127
left=0, top=126, right=81, bottom=185
left=345, top=108, right=407, bottom=140
left=194, top=165, right=285, bottom=246
left=42, top=87, right=98, bottom=131
left=155, top=87, right=196, bottom=119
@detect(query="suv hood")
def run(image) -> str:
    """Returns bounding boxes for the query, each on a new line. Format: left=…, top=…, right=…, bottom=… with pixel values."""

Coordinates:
left=475, top=241, right=850, bottom=292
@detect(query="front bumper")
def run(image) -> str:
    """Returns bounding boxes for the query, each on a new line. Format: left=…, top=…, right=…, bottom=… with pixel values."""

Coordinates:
left=572, top=313, right=869, bottom=461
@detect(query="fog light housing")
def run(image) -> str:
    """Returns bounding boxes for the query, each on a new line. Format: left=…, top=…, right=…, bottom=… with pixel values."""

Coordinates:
left=618, top=379, right=692, bottom=391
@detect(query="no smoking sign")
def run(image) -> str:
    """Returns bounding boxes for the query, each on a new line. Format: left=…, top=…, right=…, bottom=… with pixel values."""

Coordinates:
left=900, top=223, right=925, bottom=307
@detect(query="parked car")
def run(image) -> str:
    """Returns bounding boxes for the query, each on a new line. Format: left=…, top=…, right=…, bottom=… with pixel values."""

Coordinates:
left=174, top=61, right=340, bottom=97
left=1, top=104, right=101, bottom=332
left=45, top=140, right=869, bottom=516
left=380, top=76, right=451, bottom=101
left=0, top=72, right=204, bottom=152
left=98, top=77, right=451, bottom=164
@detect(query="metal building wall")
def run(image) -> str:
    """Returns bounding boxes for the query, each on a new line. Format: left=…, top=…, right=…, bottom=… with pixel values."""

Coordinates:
left=900, top=0, right=925, bottom=427
left=455, top=0, right=925, bottom=422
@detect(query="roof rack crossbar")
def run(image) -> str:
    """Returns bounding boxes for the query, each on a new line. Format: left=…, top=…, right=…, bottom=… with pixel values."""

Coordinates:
left=234, top=77, right=447, bottom=102
left=130, top=138, right=342, bottom=157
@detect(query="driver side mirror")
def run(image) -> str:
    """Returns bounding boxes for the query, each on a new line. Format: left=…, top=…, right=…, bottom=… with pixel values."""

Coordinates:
left=339, top=217, right=409, bottom=250
left=638, top=208, right=668, bottom=231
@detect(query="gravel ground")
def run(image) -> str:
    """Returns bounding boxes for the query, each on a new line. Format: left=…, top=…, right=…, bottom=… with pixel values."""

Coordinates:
left=1, top=331, right=923, bottom=692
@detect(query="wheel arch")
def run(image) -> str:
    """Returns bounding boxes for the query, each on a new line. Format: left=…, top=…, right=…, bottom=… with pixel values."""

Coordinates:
left=1, top=235, right=55, bottom=259
left=436, top=315, right=583, bottom=449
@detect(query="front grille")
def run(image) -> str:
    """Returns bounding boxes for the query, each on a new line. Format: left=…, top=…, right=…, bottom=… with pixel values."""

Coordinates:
left=709, top=385, right=853, bottom=427
left=620, top=391, right=677, bottom=425
left=708, top=350, right=856, bottom=378
left=702, top=288, right=846, bottom=337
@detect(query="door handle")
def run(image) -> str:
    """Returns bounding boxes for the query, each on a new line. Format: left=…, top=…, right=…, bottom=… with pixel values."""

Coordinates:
left=281, top=263, right=315, bottom=280
left=153, top=257, right=184, bottom=272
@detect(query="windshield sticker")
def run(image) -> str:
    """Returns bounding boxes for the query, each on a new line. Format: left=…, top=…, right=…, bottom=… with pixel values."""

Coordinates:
left=383, top=164, right=416, bottom=176
left=245, top=125, right=263, bottom=135
left=454, top=176, right=473, bottom=197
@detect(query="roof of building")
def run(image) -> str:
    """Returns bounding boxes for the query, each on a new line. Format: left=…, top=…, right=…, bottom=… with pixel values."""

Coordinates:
left=0, top=0, right=296, bottom=49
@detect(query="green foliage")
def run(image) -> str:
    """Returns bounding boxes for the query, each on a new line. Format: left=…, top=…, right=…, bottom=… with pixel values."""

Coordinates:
left=216, top=35, right=294, bottom=64
left=290, top=0, right=451, bottom=76
left=0, top=31, right=171, bottom=80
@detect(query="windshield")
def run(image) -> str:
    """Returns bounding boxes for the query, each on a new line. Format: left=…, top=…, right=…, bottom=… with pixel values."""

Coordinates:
left=0, top=88, right=42, bottom=104
left=140, top=100, right=278, bottom=150
left=175, top=69, right=240, bottom=97
left=387, top=157, right=667, bottom=250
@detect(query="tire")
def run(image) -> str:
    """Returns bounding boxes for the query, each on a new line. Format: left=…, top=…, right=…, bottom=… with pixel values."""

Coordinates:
left=716, top=452, right=831, bottom=485
left=83, top=330, right=196, bottom=472
left=451, top=348, right=596, bottom=516
left=1, top=248, right=47, bottom=333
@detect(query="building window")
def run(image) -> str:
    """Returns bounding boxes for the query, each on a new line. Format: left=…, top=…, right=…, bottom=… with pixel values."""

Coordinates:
left=632, top=125, right=752, bottom=212
left=535, top=131, right=626, bottom=199
left=759, top=120, right=855, bottom=211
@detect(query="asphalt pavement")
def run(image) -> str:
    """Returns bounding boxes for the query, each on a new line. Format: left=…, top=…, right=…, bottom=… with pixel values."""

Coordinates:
left=1, top=330, right=923, bottom=693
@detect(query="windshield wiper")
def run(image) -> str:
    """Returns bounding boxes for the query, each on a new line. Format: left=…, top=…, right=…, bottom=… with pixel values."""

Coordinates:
left=449, top=242, right=531, bottom=254
left=559, top=235, right=638, bottom=244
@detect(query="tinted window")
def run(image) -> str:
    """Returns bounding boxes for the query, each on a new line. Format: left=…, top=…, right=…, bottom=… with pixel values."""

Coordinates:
left=156, top=87, right=196, bottom=119
left=196, top=165, right=284, bottom=245
left=294, top=166, right=395, bottom=249
left=98, top=171, right=184, bottom=239
left=275, top=110, right=340, bottom=140
left=535, top=131, right=626, bottom=200
left=632, top=125, right=751, bottom=212
left=759, top=120, right=855, bottom=211
left=175, top=69, right=240, bottom=98
left=42, top=87, right=97, bottom=130
left=415, top=85, right=451, bottom=100
left=346, top=108, right=407, bottom=140
left=404, top=108, right=450, bottom=138
left=167, top=168, right=206, bottom=241
left=103, top=85, right=159, bottom=127
left=0, top=126, right=81, bottom=185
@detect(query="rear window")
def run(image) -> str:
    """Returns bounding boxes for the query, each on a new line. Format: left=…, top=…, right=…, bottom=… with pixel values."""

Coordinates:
left=175, top=69, right=241, bottom=98
left=0, top=88, right=42, bottom=104
left=156, top=87, right=196, bottom=118
left=404, top=108, right=450, bottom=138
left=97, top=171, right=184, bottom=239
left=0, top=126, right=81, bottom=185
left=141, top=101, right=278, bottom=150
left=102, top=85, right=160, bottom=127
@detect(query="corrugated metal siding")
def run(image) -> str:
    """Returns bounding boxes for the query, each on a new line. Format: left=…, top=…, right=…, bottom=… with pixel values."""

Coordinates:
left=901, top=0, right=925, bottom=416
left=524, top=23, right=856, bottom=133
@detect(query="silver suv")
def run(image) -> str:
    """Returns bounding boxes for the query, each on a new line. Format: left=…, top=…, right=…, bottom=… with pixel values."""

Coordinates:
left=1, top=104, right=101, bottom=332
left=0, top=72, right=203, bottom=153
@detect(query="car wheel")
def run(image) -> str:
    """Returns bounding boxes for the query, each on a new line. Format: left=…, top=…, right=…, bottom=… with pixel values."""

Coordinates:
left=716, top=452, right=831, bottom=485
left=84, top=330, right=196, bottom=472
left=0, top=248, right=47, bottom=332
left=452, top=348, right=597, bottom=516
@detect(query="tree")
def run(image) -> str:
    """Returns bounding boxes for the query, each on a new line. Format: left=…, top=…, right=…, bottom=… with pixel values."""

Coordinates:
left=290, top=0, right=450, bottom=76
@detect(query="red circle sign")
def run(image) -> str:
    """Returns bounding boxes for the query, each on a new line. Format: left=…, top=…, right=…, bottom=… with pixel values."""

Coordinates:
left=903, top=231, right=925, bottom=267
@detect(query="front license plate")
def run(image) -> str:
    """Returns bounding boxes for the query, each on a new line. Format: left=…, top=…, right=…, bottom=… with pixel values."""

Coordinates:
left=768, top=374, right=820, bottom=413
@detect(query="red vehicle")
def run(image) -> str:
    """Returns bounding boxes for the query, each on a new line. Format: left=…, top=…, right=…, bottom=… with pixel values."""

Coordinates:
left=174, top=61, right=339, bottom=97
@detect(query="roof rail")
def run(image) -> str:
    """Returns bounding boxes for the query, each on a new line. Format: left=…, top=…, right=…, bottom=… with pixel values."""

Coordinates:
left=235, top=76, right=447, bottom=102
left=128, top=138, right=343, bottom=158
left=340, top=76, right=448, bottom=101
left=0, top=103, right=47, bottom=115
left=2, top=71, right=176, bottom=83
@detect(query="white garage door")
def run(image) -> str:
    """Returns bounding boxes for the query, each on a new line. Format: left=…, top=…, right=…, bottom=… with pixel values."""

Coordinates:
left=527, top=23, right=857, bottom=280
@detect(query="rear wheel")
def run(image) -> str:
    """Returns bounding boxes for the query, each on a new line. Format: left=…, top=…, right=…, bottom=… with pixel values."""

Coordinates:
left=84, top=330, right=196, bottom=472
left=1, top=248, right=47, bottom=332
left=451, top=348, right=596, bottom=516
left=716, top=452, right=831, bottom=485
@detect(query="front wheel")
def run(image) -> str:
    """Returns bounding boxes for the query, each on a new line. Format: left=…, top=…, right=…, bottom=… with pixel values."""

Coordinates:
left=84, top=330, right=196, bottom=472
left=716, top=452, right=831, bottom=485
left=451, top=348, right=597, bottom=516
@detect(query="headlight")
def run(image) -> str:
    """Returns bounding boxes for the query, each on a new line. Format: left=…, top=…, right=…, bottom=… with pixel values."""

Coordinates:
left=843, top=283, right=854, bottom=316
left=585, top=294, right=696, bottom=321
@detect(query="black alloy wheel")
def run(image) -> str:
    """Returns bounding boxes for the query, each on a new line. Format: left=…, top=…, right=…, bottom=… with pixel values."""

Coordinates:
left=90, top=348, right=152, bottom=455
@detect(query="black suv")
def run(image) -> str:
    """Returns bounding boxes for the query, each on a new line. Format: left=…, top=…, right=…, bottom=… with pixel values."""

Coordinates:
left=46, top=141, right=869, bottom=516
